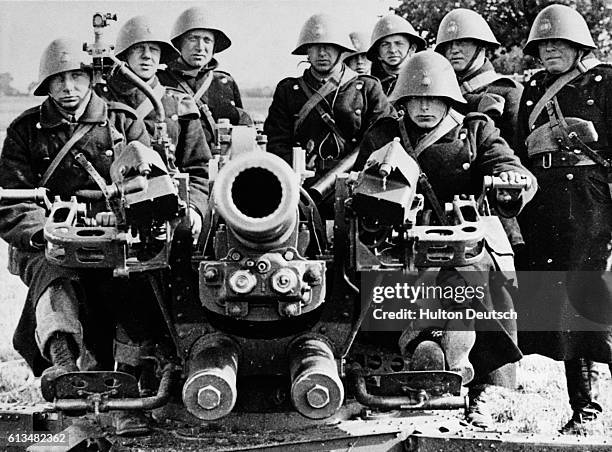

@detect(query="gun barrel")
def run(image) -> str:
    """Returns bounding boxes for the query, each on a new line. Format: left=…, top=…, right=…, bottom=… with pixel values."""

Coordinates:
left=213, top=152, right=300, bottom=248
left=308, top=150, right=358, bottom=204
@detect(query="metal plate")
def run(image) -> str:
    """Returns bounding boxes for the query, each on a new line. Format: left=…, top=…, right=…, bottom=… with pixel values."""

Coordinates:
left=54, top=371, right=139, bottom=399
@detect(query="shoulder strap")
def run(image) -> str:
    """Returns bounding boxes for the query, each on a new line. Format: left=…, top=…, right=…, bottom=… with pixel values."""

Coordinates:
left=165, top=70, right=216, bottom=133
left=40, top=123, right=97, bottom=186
left=460, top=70, right=505, bottom=94
left=396, top=113, right=465, bottom=226
left=294, top=77, right=341, bottom=133
left=528, top=58, right=601, bottom=130
left=193, top=70, right=214, bottom=100
left=134, top=82, right=166, bottom=121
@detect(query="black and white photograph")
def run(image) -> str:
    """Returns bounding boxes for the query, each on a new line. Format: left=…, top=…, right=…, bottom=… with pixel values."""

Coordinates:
left=0, top=1, right=611, bottom=450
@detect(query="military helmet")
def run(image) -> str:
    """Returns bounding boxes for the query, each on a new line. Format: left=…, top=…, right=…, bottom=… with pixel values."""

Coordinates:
left=434, top=9, right=500, bottom=52
left=524, top=4, right=596, bottom=57
left=366, top=15, right=426, bottom=61
left=115, top=15, right=179, bottom=64
left=292, top=14, right=354, bottom=55
left=388, top=50, right=466, bottom=104
left=171, top=7, right=232, bottom=53
left=34, top=37, right=91, bottom=96
left=343, top=30, right=370, bottom=63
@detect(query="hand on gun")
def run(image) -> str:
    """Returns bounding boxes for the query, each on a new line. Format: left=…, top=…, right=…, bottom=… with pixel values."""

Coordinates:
left=493, top=171, right=532, bottom=204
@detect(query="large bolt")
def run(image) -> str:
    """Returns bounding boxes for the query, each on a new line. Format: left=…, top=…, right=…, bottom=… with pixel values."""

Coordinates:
left=306, top=384, right=330, bottom=409
left=197, top=385, right=222, bottom=410
left=229, top=270, right=257, bottom=294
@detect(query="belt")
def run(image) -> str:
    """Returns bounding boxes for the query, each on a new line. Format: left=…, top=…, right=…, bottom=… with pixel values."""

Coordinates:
left=529, top=150, right=600, bottom=169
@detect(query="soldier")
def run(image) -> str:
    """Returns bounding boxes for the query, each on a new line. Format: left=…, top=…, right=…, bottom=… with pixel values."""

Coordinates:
left=435, top=8, right=525, bottom=428
left=343, top=31, right=372, bottom=75
left=0, top=38, right=150, bottom=409
left=354, top=51, right=535, bottom=424
left=97, top=15, right=212, bottom=435
left=515, top=4, right=612, bottom=434
left=158, top=6, right=251, bottom=146
left=366, top=14, right=426, bottom=96
left=264, top=13, right=393, bottom=218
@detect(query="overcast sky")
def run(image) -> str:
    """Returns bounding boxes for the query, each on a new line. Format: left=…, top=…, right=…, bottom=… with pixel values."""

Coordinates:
left=0, top=0, right=399, bottom=92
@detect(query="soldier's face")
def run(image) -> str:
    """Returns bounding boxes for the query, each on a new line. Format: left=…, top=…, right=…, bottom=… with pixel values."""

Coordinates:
left=378, top=34, right=415, bottom=69
left=125, top=42, right=161, bottom=80
left=345, top=54, right=371, bottom=75
left=47, top=70, right=91, bottom=111
left=404, top=97, right=448, bottom=129
left=538, top=39, right=578, bottom=74
left=180, top=29, right=216, bottom=68
left=307, top=44, right=341, bottom=75
left=442, top=39, right=480, bottom=73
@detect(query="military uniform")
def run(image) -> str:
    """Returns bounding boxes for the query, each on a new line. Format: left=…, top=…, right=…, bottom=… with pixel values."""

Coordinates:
left=355, top=110, right=535, bottom=382
left=370, top=61, right=397, bottom=97
left=0, top=92, right=150, bottom=374
left=159, top=58, right=251, bottom=144
left=99, top=74, right=211, bottom=217
left=264, top=67, right=393, bottom=180
left=514, top=4, right=612, bottom=432
left=515, top=64, right=612, bottom=361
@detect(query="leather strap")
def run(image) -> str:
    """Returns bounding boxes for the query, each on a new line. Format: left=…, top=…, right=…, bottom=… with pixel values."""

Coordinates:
left=165, top=70, right=216, bottom=133
left=396, top=110, right=465, bottom=226
left=528, top=58, right=601, bottom=130
left=294, top=66, right=359, bottom=134
left=40, top=123, right=96, bottom=186
left=135, top=82, right=166, bottom=120
left=460, top=70, right=505, bottom=94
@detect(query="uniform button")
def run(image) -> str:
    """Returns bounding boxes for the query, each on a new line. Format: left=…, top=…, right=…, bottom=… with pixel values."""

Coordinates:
left=356, top=83, right=363, bottom=90
left=531, top=124, right=536, bottom=130
left=566, top=173, right=574, bottom=180
left=99, top=121, right=107, bottom=127
left=355, top=109, right=361, bottom=115
left=530, top=80, right=537, bottom=87
left=169, top=144, right=176, bottom=152
left=230, top=100, right=235, bottom=106
left=171, top=114, right=179, bottom=121
left=293, top=85, right=299, bottom=90
left=351, top=138, right=357, bottom=143
left=595, top=75, right=603, bottom=82
left=36, top=122, right=42, bottom=129
left=105, top=150, right=113, bottom=157
left=462, top=162, right=470, bottom=170
left=573, top=149, right=582, bottom=154
left=459, top=132, right=466, bottom=140
left=220, top=77, right=228, bottom=84
left=102, top=86, right=109, bottom=92
left=587, top=99, right=595, bottom=106
left=526, top=100, right=533, bottom=106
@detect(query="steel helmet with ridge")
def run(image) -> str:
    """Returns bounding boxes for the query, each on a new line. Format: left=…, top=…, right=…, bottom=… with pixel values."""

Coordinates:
left=366, top=15, right=426, bottom=61
left=170, top=7, right=232, bottom=54
left=292, top=14, right=354, bottom=55
left=115, top=15, right=180, bottom=64
left=33, top=37, right=91, bottom=96
left=434, top=9, right=500, bottom=52
left=388, top=50, right=466, bottom=104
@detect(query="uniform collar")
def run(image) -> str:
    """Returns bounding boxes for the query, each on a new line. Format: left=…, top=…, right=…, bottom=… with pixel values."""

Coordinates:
left=40, top=91, right=108, bottom=128
left=107, top=72, right=161, bottom=107
left=168, top=57, right=219, bottom=78
left=458, top=58, right=494, bottom=83
left=302, top=64, right=358, bottom=91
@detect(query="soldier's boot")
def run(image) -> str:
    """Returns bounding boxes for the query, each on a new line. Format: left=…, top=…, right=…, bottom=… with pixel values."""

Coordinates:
left=560, top=358, right=602, bottom=434
left=410, top=340, right=445, bottom=371
left=40, top=332, right=79, bottom=402
left=440, top=329, right=476, bottom=385
left=113, top=363, right=151, bottom=437
left=466, top=384, right=494, bottom=430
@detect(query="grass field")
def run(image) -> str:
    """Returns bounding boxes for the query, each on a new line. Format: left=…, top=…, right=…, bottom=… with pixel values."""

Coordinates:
left=0, top=95, right=610, bottom=438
